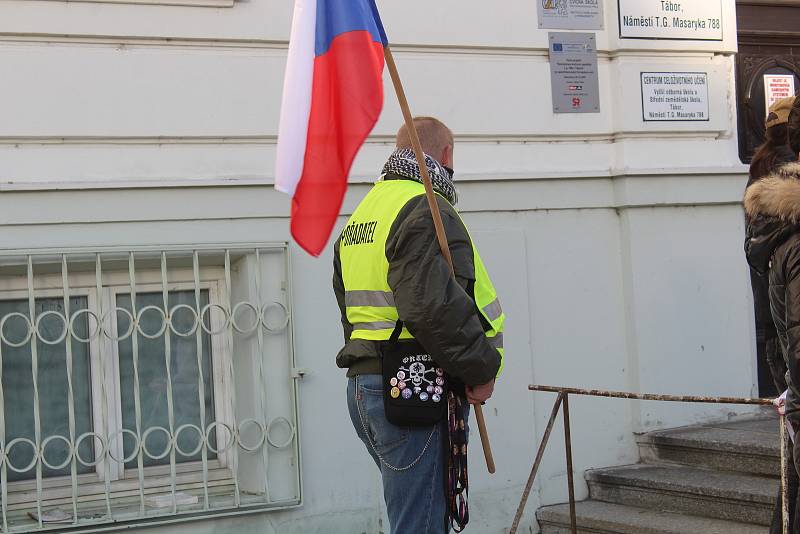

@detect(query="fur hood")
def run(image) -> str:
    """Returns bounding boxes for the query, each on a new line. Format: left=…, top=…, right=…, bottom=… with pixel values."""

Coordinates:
left=744, top=162, right=800, bottom=275
left=745, top=162, right=800, bottom=220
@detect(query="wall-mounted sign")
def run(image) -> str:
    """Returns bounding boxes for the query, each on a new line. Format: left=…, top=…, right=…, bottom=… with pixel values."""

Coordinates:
left=549, top=32, right=600, bottom=114
left=619, top=0, right=723, bottom=41
left=764, top=74, right=796, bottom=117
left=641, top=72, right=709, bottom=122
left=538, top=0, right=604, bottom=30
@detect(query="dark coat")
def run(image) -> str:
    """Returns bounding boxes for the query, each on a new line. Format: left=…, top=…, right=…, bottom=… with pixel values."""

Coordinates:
left=748, top=146, right=797, bottom=342
left=333, top=174, right=501, bottom=386
left=745, top=163, right=800, bottom=422
left=746, top=146, right=796, bottom=392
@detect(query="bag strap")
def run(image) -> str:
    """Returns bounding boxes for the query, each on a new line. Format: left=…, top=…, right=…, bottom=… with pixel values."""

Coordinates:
left=448, top=393, right=470, bottom=531
left=389, top=320, right=403, bottom=343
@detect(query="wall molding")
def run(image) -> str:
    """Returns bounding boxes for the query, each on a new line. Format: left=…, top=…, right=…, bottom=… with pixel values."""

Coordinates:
left=0, top=167, right=749, bottom=196
left=0, top=33, right=730, bottom=59
left=0, top=131, right=727, bottom=146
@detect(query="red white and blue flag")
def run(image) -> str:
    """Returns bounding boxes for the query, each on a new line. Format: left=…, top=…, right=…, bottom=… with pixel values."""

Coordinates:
left=275, top=0, right=388, bottom=257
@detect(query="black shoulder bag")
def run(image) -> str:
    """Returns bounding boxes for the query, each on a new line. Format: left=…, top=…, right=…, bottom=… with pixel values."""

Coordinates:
left=380, top=321, right=448, bottom=426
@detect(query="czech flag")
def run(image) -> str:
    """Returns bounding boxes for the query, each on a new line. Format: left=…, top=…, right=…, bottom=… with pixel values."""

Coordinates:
left=275, top=0, right=388, bottom=257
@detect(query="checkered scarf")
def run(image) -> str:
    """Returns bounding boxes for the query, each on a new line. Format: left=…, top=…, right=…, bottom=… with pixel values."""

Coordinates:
left=382, top=148, right=458, bottom=205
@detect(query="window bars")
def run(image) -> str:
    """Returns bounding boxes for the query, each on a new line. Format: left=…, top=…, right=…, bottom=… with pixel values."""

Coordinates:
left=0, top=244, right=301, bottom=532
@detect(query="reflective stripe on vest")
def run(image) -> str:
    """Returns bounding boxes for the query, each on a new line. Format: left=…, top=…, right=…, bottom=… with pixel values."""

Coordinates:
left=489, top=332, right=503, bottom=349
left=339, top=179, right=505, bottom=375
left=471, top=242, right=505, bottom=375
left=345, top=290, right=396, bottom=308
left=483, top=297, right=503, bottom=322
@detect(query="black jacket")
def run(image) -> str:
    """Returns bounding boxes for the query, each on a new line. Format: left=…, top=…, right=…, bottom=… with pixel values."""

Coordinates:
left=745, top=163, right=800, bottom=421
left=333, top=174, right=501, bottom=386
left=746, top=145, right=797, bottom=345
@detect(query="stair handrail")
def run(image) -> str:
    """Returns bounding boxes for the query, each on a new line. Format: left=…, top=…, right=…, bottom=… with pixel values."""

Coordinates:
left=510, top=385, right=778, bottom=534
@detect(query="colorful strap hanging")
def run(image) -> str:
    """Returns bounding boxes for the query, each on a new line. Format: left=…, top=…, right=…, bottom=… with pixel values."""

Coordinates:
left=447, top=391, right=469, bottom=532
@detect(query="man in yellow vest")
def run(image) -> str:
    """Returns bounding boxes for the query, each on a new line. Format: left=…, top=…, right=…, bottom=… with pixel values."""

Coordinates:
left=333, top=117, right=504, bottom=533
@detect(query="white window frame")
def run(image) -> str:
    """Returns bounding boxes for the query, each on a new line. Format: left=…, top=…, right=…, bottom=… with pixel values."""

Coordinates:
left=0, top=266, right=237, bottom=511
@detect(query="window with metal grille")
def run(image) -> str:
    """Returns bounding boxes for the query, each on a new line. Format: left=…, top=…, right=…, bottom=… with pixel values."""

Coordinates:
left=0, top=245, right=300, bottom=532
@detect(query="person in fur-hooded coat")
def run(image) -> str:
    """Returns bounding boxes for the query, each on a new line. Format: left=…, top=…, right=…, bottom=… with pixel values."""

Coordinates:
left=746, top=99, right=800, bottom=429
left=745, top=162, right=800, bottom=421
left=745, top=160, right=800, bottom=534
left=746, top=96, right=800, bottom=534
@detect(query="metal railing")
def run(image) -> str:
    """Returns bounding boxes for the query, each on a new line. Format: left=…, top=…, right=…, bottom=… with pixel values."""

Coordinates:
left=0, top=244, right=301, bottom=532
left=510, top=385, right=776, bottom=534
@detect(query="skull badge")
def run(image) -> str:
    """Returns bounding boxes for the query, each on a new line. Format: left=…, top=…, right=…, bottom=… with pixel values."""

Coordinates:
left=409, top=362, right=426, bottom=387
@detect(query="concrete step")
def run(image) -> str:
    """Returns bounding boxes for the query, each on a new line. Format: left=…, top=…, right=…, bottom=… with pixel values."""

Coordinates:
left=637, top=416, right=780, bottom=476
left=586, top=463, right=777, bottom=525
left=537, top=501, right=769, bottom=534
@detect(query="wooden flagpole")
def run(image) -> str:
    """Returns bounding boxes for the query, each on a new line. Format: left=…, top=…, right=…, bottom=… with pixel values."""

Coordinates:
left=383, top=45, right=496, bottom=474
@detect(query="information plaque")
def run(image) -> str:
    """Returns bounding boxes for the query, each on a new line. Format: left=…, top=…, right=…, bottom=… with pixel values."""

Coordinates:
left=538, top=0, right=604, bottom=30
left=641, top=72, right=709, bottom=122
left=618, top=0, right=723, bottom=41
left=549, top=32, right=600, bottom=114
left=764, top=75, right=795, bottom=117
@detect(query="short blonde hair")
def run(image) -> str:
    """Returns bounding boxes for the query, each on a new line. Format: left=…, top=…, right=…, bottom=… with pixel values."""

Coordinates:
left=396, top=117, right=453, bottom=158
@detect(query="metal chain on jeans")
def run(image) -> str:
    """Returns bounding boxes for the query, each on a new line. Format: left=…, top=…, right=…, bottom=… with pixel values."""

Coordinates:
left=447, top=392, right=469, bottom=532
left=354, top=376, right=438, bottom=472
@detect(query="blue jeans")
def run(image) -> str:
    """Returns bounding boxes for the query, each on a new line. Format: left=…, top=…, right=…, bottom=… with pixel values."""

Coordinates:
left=347, top=374, right=454, bottom=534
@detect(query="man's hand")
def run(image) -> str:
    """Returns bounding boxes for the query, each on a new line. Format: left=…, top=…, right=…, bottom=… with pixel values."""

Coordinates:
left=466, top=379, right=495, bottom=405
left=775, top=395, right=787, bottom=416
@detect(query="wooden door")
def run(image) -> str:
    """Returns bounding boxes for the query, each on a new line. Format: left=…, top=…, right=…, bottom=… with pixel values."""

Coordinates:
left=736, top=1, right=800, bottom=164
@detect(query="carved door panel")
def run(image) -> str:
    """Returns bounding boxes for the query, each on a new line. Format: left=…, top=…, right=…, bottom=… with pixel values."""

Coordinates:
left=736, top=54, right=800, bottom=162
left=736, top=1, right=800, bottom=164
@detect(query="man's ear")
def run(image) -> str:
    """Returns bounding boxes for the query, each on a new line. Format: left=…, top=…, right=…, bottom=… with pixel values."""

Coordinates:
left=441, top=144, right=454, bottom=168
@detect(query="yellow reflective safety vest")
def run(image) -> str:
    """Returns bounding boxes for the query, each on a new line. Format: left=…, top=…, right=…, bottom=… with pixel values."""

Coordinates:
left=339, top=179, right=505, bottom=375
